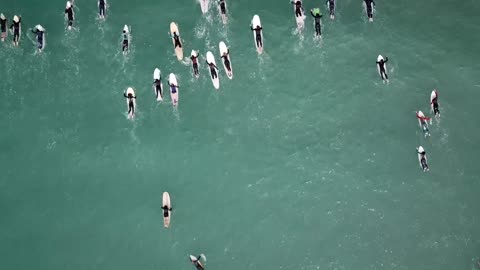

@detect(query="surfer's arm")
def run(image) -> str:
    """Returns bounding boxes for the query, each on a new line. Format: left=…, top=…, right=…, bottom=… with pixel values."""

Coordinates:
left=384, top=57, right=388, bottom=62
left=123, top=93, right=127, bottom=98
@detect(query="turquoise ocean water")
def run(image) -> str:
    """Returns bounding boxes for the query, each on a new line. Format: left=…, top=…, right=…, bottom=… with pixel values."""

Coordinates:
left=1, top=0, right=480, bottom=269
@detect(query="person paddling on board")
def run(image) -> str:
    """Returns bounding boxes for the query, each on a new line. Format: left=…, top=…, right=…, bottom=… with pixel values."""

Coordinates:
left=172, top=31, right=182, bottom=48
left=0, top=14, right=7, bottom=42
left=416, top=111, right=431, bottom=137
left=376, top=56, right=388, bottom=81
left=364, top=0, right=375, bottom=21
left=98, top=0, right=107, bottom=19
left=190, top=254, right=206, bottom=270
left=190, top=50, right=200, bottom=76
left=9, top=15, right=21, bottom=47
left=65, top=1, right=75, bottom=30
left=326, top=0, right=335, bottom=19
left=431, top=90, right=440, bottom=117
left=153, top=77, right=163, bottom=100
left=206, top=60, right=219, bottom=79
left=250, top=25, right=263, bottom=47
left=310, top=8, right=322, bottom=37
left=291, top=1, right=304, bottom=17
left=218, top=0, right=227, bottom=15
left=31, top=25, right=45, bottom=52
left=123, top=91, right=136, bottom=116
left=122, top=25, right=129, bottom=54
left=161, top=205, right=172, bottom=218
left=220, top=49, right=232, bottom=73
left=416, top=147, right=429, bottom=172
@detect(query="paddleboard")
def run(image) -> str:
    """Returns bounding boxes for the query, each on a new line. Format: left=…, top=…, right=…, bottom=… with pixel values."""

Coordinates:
left=251, top=15, right=263, bottom=54
left=170, top=22, right=183, bottom=61
left=292, top=0, right=306, bottom=30
left=376, top=55, right=387, bottom=81
left=191, top=50, right=200, bottom=79
left=169, top=73, right=179, bottom=106
left=162, top=192, right=171, bottom=228
left=218, top=0, right=228, bottom=24
left=206, top=51, right=220, bottom=89
left=153, top=68, right=163, bottom=101
left=219, top=41, right=233, bottom=79
left=126, top=87, right=136, bottom=119
left=200, top=0, right=209, bottom=14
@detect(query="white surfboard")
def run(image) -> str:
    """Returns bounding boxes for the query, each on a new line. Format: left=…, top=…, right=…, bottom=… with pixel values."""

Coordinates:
left=168, top=73, right=179, bottom=106
left=153, top=68, right=163, bottom=101
left=162, top=192, right=171, bottom=228
left=191, top=50, right=200, bottom=79
left=292, top=0, right=306, bottom=30
left=170, top=22, right=183, bottom=61
left=200, top=0, right=209, bottom=14
left=376, top=55, right=388, bottom=81
left=126, top=87, right=136, bottom=119
left=251, top=15, right=264, bottom=54
left=218, top=0, right=228, bottom=24
left=206, top=51, right=220, bottom=89
left=219, top=41, right=233, bottom=79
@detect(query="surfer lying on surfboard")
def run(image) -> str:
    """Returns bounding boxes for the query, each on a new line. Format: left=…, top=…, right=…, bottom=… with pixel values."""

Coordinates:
left=326, top=0, right=335, bottom=19
left=219, top=0, right=227, bottom=15
left=31, top=25, right=45, bottom=52
left=206, top=60, right=219, bottom=79
left=310, top=8, right=322, bottom=37
left=431, top=90, right=440, bottom=117
left=124, top=91, right=136, bottom=115
left=154, top=78, right=163, bottom=100
left=122, top=25, right=130, bottom=54
left=0, top=14, right=7, bottom=42
left=364, top=0, right=375, bottom=21
left=172, top=32, right=182, bottom=48
left=250, top=25, right=263, bottom=47
left=416, top=111, right=431, bottom=137
left=416, top=146, right=429, bottom=172
left=291, top=1, right=304, bottom=17
left=190, top=50, right=200, bottom=76
left=161, top=205, right=172, bottom=218
left=190, top=254, right=206, bottom=270
left=9, top=15, right=21, bottom=46
left=65, top=1, right=75, bottom=30
left=98, top=0, right=107, bottom=19
left=376, top=57, right=388, bottom=81
left=220, top=49, right=232, bottom=73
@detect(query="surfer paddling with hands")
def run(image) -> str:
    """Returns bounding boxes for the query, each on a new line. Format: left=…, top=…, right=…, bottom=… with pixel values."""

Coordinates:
left=364, top=0, right=375, bottom=22
left=291, top=1, right=304, bottom=17
left=98, top=0, right=107, bottom=19
left=416, top=146, right=429, bottom=172
left=431, top=90, right=440, bottom=118
left=416, top=111, right=431, bottom=137
left=172, top=31, right=182, bottom=49
left=326, top=0, right=335, bottom=19
left=250, top=25, right=263, bottom=48
left=1, top=14, right=7, bottom=42
left=65, top=1, right=75, bottom=30
left=310, top=8, right=323, bottom=37
left=221, top=48, right=232, bottom=73
left=9, top=15, right=21, bottom=46
left=31, top=25, right=46, bottom=52
left=123, top=90, right=136, bottom=116
left=206, top=60, right=219, bottom=79
left=122, top=25, right=130, bottom=55
left=376, top=56, right=388, bottom=81
left=190, top=50, right=200, bottom=77
left=190, top=254, right=207, bottom=270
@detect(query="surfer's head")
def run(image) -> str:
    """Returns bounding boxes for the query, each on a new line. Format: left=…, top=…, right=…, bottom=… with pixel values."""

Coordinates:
left=0, top=13, right=5, bottom=20
left=13, top=15, right=19, bottom=23
left=66, top=1, right=72, bottom=9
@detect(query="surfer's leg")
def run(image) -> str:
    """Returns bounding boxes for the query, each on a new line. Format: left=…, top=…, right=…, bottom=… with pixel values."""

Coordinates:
left=315, top=23, right=321, bottom=36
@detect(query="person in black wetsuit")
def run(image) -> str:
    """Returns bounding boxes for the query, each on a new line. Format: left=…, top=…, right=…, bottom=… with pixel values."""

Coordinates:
left=190, top=50, right=199, bottom=76
left=65, top=1, right=75, bottom=29
left=190, top=255, right=205, bottom=270
left=1, top=14, right=7, bottom=42
left=31, top=25, right=45, bottom=52
left=326, top=0, right=335, bottom=19
left=250, top=25, right=263, bottom=47
left=206, top=60, right=218, bottom=79
left=431, top=90, right=440, bottom=116
left=221, top=49, right=231, bottom=72
left=172, top=32, right=182, bottom=48
left=9, top=15, right=21, bottom=46
left=123, top=92, right=136, bottom=115
left=376, top=57, right=388, bottom=80
left=98, top=0, right=106, bottom=19
left=291, top=1, right=303, bottom=17
left=310, top=8, right=322, bottom=37
left=161, top=205, right=172, bottom=217
left=122, top=25, right=129, bottom=54
left=218, top=0, right=226, bottom=15
left=153, top=77, right=162, bottom=100
left=364, top=0, right=375, bottom=21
